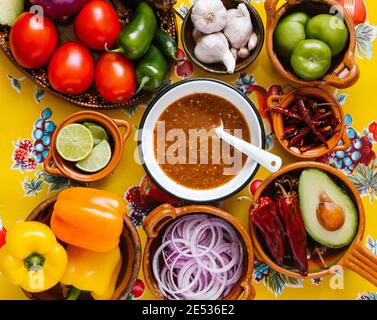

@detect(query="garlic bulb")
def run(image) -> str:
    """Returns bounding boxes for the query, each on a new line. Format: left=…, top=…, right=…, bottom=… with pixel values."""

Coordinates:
left=238, top=47, right=250, bottom=59
left=194, top=32, right=236, bottom=74
left=191, top=0, right=228, bottom=34
left=248, top=32, right=258, bottom=51
left=223, top=3, right=253, bottom=49
left=192, top=28, right=203, bottom=43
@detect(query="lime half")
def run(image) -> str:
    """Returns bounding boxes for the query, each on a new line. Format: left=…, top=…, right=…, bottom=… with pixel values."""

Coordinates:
left=83, top=122, right=109, bottom=145
left=56, top=124, right=94, bottom=162
left=76, top=140, right=112, bottom=173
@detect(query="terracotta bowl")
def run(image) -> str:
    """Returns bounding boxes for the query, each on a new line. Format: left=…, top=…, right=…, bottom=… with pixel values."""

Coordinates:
left=180, top=0, right=265, bottom=75
left=142, top=204, right=256, bottom=300
left=44, top=111, right=131, bottom=183
left=23, top=195, right=142, bottom=300
left=265, top=0, right=359, bottom=88
left=249, top=162, right=377, bottom=286
left=267, top=87, right=350, bottom=159
left=0, top=0, right=177, bottom=109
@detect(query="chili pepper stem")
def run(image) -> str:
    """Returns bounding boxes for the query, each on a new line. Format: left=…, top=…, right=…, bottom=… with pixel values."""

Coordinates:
left=135, top=76, right=151, bottom=95
left=275, top=182, right=289, bottom=198
left=67, top=287, right=82, bottom=301
left=237, top=196, right=258, bottom=208
left=314, top=248, right=328, bottom=269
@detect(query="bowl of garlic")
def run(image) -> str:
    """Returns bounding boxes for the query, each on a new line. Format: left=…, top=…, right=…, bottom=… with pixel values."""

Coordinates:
left=181, top=0, right=264, bottom=75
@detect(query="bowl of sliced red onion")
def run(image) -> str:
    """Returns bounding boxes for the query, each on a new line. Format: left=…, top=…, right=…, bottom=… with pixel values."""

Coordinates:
left=142, top=204, right=255, bottom=300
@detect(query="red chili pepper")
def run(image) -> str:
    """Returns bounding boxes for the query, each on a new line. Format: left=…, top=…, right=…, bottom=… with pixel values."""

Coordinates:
left=275, top=183, right=308, bottom=275
left=296, top=98, right=329, bottom=148
left=0, top=217, right=6, bottom=248
left=270, top=106, right=303, bottom=121
left=250, top=196, right=286, bottom=265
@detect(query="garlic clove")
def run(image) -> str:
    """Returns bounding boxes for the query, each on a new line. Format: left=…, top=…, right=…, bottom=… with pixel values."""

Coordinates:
left=248, top=32, right=258, bottom=51
left=238, top=47, right=250, bottom=59
left=191, top=0, right=228, bottom=34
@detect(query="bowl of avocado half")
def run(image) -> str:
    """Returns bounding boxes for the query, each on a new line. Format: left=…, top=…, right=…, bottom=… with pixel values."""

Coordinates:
left=249, top=162, right=377, bottom=286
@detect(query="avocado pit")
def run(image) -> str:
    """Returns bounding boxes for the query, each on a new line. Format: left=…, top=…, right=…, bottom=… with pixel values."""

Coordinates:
left=316, top=192, right=345, bottom=231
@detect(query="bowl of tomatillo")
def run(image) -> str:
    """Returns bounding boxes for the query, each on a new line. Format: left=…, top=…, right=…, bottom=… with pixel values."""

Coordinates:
left=265, top=0, right=359, bottom=88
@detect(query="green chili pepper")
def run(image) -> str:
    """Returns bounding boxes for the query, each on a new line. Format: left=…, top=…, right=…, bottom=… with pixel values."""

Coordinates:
left=112, top=2, right=157, bottom=60
left=154, top=29, right=181, bottom=62
left=136, top=45, right=168, bottom=93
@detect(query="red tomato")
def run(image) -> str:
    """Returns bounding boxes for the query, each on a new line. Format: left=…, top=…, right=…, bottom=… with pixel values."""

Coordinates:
left=48, top=42, right=95, bottom=95
left=10, top=13, right=58, bottom=69
left=95, top=53, right=137, bottom=103
left=74, top=0, right=122, bottom=51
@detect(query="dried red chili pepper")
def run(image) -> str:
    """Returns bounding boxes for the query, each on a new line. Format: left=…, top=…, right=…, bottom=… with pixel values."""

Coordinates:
left=270, top=106, right=303, bottom=120
left=275, top=183, right=308, bottom=275
left=250, top=197, right=286, bottom=265
left=296, top=98, right=329, bottom=148
left=288, top=127, right=311, bottom=148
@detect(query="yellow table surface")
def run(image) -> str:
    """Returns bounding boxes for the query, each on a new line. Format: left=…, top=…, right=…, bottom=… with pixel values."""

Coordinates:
left=1, top=0, right=377, bottom=300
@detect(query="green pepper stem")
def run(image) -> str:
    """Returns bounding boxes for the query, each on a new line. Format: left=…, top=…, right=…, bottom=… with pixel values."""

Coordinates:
left=105, top=45, right=125, bottom=54
left=67, top=287, right=82, bottom=300
left=24, top=253, right=45, bottom=271
left=135, top=76, right=151, bottom=95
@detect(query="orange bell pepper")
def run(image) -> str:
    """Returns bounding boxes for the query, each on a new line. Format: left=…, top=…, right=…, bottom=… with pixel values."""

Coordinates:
left=51, top=188, right=125, bottom=252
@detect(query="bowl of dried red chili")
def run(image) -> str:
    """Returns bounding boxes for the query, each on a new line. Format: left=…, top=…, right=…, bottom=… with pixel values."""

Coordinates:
left=248, top=162, right=377, bottom=286
left=267, top=87, right=350, bottom=159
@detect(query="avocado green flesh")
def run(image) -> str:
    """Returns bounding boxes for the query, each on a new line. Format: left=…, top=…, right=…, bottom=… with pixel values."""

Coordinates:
left=298, top=169, right=358, bottom=249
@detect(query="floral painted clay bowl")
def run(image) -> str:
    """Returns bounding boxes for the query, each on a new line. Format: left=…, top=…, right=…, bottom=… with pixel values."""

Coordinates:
left=142, top=204, right=256, bottom=300
left=267, top=86, right=351, bottom=159
left=249, top=162, right=377, bottom=286
left=44, top=111, right=131, bottom=183
left=265, top=0, right=359, bottom=88
left=23, top=195, right=142, bottom=300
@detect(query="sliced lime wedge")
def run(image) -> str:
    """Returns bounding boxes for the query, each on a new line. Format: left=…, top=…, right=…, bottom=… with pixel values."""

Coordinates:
left=76, top=140, right=112, bottom=173
left=56, top=124, right=94, bottom=162
left=83, top=122, right=110, bottom=146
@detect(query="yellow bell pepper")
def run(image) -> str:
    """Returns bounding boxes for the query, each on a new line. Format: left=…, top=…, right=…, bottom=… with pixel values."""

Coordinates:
left=0, top=221, right=67, bottom=293
left=61, top=245, right=122, bottom=300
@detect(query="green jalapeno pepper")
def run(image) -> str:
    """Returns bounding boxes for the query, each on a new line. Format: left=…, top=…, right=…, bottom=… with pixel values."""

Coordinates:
left=112, top=2, right=157, bottom=60
left=154, top=29, right=180, bottom=61
left=136, top=45, right=168, bottom=93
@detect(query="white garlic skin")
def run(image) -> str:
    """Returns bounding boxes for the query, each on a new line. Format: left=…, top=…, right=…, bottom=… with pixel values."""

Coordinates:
left=191, top=0, right=228, bottom=34
left=223, top=3, right=253, bottom=49
left=194, top=32, right=236, bottom=74
left=238, top=47, right=250, bottom=59
left=248, top=32, right=258, bottom=51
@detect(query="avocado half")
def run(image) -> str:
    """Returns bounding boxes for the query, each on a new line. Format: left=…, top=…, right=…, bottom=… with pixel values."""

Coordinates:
left=298, top=169, right=358, bottom=248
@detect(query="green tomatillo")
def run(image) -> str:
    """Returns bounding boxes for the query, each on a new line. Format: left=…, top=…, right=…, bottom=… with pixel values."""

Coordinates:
left=290, top=39, right=332, bottom=81
left=274, top=12, right=310, bottom=59
left=306, top=14, right=349, bottom=56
